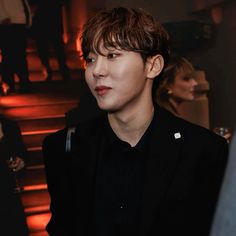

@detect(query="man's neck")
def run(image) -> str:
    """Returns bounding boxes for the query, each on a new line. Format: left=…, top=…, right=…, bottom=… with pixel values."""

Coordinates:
left=108, top=104, right=154, bottom=147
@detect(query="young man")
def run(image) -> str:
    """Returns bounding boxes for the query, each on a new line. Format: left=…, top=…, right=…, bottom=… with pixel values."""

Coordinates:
left=43, top=7, right=228, bottom=236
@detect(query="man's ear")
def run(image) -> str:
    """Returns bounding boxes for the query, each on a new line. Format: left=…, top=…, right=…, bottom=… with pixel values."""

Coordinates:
left=146, top=55, right=164, bottom=80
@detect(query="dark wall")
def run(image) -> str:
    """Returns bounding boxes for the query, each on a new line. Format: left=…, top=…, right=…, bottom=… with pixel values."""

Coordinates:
left=189, top=1, right=236, bottom=131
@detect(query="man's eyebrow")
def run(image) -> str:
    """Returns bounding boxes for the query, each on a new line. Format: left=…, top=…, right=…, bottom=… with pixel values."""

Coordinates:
left=87, top=49, right=97, bottom=56
left=89, top=49, right=96, bottom=53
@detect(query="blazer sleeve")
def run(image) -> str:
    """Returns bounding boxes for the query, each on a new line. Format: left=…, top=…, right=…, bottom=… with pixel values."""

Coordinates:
left=185, top=133, right=228, bottom=235
left=210, top=132, right=236, bottom=236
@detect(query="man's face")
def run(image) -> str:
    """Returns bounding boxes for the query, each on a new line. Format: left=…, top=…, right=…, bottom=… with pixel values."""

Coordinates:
left=85, top=46, right=152, bottom=113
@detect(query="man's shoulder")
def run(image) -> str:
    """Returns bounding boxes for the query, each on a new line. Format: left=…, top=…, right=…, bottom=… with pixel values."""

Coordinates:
left=42, top=128, right=67, bottom=154
left=158, top=106, right=227, bottom=145
left=176, top=115, right=225, bottom=144
left=43, top=116, right=105, bottom=147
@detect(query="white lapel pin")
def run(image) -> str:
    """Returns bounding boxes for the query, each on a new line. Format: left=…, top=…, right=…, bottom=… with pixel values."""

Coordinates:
left=174, top=132, right=181, bottom=139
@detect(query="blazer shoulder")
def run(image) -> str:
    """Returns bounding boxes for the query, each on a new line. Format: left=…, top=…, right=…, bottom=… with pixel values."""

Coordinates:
left=180, top=118, right=227, bottom=149
left=42, top=128, right=68, bottom=154
left=160, top=107, right=227, bottom=146
left=43, top=115, right=104, bottom=148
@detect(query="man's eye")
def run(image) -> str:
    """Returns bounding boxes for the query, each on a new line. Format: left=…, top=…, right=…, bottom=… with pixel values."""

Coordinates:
left=107, top=53, right=118, bottom=59
left=86, top=57, right=95, bottom=64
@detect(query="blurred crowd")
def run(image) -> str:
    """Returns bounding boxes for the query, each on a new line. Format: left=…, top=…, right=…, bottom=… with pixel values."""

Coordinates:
left=0, top=0, right=70, bottom=95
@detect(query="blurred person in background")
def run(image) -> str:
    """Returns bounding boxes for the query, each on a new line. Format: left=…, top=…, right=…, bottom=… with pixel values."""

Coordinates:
left=0, top=0, right=32, bottom=94
left=0, top=113, right=29, bottom=235
left=156, top=57, right=232, bottom=143
left=156, top=56, right=197, bottom=116
left=30, top=0, right=71, bottom=81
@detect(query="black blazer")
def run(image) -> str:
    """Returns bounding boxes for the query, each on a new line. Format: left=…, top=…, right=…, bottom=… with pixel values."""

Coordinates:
left=43, top=106, right=228, bottom=236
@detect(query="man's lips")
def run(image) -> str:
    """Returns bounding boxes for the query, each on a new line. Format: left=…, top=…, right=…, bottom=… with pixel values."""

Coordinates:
left=95, top=86, right=111, bottom=96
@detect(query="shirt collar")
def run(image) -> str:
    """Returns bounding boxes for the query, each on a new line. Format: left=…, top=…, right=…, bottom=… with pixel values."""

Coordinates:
left=104, top=111, right=157, bottom=152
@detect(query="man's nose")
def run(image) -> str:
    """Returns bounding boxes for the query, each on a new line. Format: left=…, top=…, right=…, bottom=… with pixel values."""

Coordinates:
left=92, top=57, right=108, bottom=79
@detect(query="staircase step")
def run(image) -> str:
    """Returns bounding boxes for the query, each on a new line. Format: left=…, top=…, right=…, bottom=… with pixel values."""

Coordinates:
left=29, top=69, right=82, bottom=82
left=27, top=212, right=51, bottom=233
left=25, top=204, right=50, bottom=216
left=30, top=231, right=49, bottom=236
left=2, top=102, right=78, bottom=121
left=23, top=184, right=48, bottom=191
left=27, top=147, right=44, bottom=166
left=19, top=167, right=47, bottom=186
left=0, top=88, right=80, bottom=107
left=18, top=116, right=65, bottom=132
left=22, top=129, right=57, bottom=148
left=20, top=183, right=50, bottom=215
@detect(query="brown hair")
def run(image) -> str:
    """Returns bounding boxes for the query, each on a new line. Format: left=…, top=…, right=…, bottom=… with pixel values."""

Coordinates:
left=156, top=57, right=194, bottom=103
left=81, top=7, right=169, bottom=61
left=81, top=7, right=170, bottom=100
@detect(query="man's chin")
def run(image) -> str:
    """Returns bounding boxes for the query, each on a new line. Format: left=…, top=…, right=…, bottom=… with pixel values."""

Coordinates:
left=97, top=105, right=117, bottom=113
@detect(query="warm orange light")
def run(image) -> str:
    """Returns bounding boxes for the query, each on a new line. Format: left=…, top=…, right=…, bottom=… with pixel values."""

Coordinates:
left=1, top=82, right=9, bottom=95
left=26, top=212, right=51, bottom=232
left=23, top=184, right=48, bottom=191
left=0, top=94, right=21, bottom=107
left=211, top=6, right=223, bottom=24
left=74, top=0, right=87, bottom=54
left=76, top=37, right=82, bottom=55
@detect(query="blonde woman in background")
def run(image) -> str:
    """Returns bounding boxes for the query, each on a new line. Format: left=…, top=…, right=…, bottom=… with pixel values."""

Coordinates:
left=157, top=57, right=198, bottom=116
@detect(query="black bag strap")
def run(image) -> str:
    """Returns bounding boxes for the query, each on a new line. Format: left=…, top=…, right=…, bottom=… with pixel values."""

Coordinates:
left=65, top=127, right=76, bottom=152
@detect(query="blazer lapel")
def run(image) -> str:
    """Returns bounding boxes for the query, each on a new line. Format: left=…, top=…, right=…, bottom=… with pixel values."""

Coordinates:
left=73, top=117, right=107, bottom=194
left=70, top=117, right=107, bottom=234
left=141, top=107, right=184, bottom=235
left=87, top=128, right=105, bottom=191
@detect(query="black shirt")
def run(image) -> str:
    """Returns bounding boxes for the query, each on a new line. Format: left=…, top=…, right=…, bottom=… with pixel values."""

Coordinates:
left=95, top=117, right=154, bottom=236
